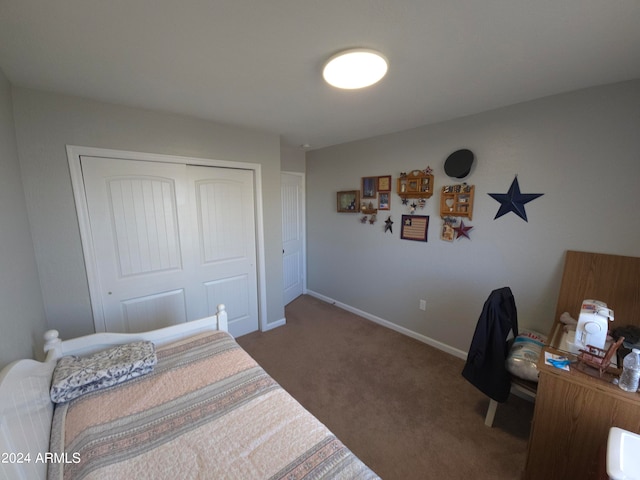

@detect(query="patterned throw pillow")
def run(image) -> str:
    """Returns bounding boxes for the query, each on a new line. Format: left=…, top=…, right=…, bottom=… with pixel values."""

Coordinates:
left=50, top=341, right=157, bottom=403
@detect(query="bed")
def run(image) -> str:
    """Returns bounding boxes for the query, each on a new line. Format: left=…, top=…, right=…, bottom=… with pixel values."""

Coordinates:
left=0, top=305, right=379, bottom=480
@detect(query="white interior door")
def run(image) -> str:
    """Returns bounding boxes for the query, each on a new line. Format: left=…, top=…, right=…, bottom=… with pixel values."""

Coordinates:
left=80, top=156, right=259, bottom=336
left=281, top=172, right=305, bottom=305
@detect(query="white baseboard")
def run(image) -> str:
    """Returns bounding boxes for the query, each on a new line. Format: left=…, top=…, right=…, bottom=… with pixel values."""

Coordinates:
left=262, top=317, right=286, bottom=332
left=306, top=290, right=468, bottom=360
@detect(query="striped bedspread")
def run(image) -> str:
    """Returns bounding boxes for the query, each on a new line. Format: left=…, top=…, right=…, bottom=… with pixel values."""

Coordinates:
left=48, top=331, right=378, bottom=480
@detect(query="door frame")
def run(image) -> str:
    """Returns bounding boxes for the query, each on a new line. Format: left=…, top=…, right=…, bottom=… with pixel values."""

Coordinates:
left=67, top=145, right=267, bottom=333
left=281, top=171, right=307, bottom=303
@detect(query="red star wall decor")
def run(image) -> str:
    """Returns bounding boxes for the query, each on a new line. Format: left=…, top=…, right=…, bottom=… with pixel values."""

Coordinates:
left=454, top=220, right=473, bottom=239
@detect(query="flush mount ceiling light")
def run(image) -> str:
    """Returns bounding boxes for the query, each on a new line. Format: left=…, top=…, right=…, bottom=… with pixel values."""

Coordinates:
left=322, top=48, right=388, bottom=89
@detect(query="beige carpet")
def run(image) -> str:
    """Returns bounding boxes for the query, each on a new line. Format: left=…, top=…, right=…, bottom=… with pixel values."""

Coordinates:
left=237, top=295, right=534, bottom=480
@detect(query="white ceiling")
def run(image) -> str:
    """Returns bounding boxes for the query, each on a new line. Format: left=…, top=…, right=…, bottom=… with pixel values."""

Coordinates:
left=1, top=0, right=639, bottom=150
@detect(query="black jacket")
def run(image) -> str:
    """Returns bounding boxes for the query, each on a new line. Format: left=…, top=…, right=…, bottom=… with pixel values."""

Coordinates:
left=462, top=287, right=518, bottom=402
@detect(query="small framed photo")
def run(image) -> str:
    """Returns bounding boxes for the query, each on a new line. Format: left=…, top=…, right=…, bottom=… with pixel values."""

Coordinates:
left=337, top=190, right=360, bottom=213
left=378, top=192, right=390, bottom=210
left=362, top=177, right=377, bottom=198
left=377, top=175, right=392, bottom=192
left=401, top=215, right=429, bottom=242
left=441, top=223, right=455, bottom=242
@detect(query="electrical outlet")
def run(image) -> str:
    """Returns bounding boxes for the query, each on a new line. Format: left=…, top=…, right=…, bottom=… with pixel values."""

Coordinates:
left=419, top=299, right=426, bottom=311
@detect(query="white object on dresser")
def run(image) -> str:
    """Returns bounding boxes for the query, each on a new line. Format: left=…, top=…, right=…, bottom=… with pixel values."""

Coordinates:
left=608, top=427, right=640, bottom=480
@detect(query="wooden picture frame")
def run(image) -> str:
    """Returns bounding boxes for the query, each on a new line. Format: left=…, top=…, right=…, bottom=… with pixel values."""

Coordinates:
left=337, top=190, right=360, bottom=213
left=377, top=175, right=392, bottom=192
left=440, top=223, right=455, bottom=242
left=401, top=215, right=429, bottom=242
left=362, top=177, right=377, bottom=198
left=378, top=192, right=390, bottom=210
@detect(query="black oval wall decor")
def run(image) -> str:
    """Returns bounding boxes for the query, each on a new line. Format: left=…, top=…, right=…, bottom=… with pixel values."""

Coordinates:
left=444, top=149, right=475, bottom=179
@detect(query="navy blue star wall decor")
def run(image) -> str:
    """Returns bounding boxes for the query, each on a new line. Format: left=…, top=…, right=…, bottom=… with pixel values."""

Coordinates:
left=488, top=176, right=543, bottom=222
left=384, top=216, right=393, bottom=233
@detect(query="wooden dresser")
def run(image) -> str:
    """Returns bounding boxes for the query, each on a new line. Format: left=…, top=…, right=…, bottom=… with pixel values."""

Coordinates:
left=524, top=251, right=640, bottom=480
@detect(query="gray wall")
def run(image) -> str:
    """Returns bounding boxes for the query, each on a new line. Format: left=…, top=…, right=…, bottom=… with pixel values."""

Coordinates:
left=12, top=87, right=285, bottom=340
left=0, top=73, right=47, bottom=368
left=280, top=139, right=306, bottom=173
left=307, top=80, right=640, bottom=354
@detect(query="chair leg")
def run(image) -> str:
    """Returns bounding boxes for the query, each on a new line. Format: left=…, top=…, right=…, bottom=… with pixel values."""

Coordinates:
left=485, top=399, right=498, bottom=427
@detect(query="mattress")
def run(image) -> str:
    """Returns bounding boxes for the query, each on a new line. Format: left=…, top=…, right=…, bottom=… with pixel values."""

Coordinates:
left=48, top=331, right=378, bottom=480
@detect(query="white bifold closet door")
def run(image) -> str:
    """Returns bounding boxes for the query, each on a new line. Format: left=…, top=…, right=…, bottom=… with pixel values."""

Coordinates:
left=81, top=156, right=258, bottom=337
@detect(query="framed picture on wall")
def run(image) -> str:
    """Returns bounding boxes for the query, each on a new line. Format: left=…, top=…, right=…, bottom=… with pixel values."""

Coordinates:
left=441, top=222, right=455, bottom=242
left=401, top=215, right=429, bottom=242
left=378, top=192, right=390, bottom=210
left=377, top=175, right=392, bottom=192
left=362, top=177, right=377, bottom=198
left=337, top=190, right=360, bottom=212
